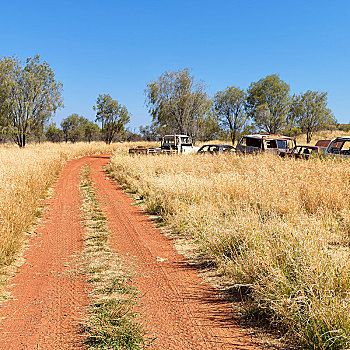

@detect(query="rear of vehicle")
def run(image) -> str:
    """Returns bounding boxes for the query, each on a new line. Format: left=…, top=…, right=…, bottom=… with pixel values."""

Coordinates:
left=325, top=137, right=350, bottom=157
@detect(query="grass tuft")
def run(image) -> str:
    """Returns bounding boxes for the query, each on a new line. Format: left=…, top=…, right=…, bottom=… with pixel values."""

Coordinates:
left=78, top=165, right=145, bottom=349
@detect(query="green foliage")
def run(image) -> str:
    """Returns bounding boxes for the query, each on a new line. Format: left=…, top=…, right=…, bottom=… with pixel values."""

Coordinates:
left=0, top=55, right=63, bottom=147
left=213, top=86, right=248, bottom=145
left=246, top=74, right=291, bottom=134
left=289, top=90, right=336, bottom=143
left=84, top=120, right=101, bottom=142
left=338, top=124, right=350, bottom=132
left=45, top=123, right=64, bottom=142
left=94, top=94, right=130, bottom=144
left=61, top=114, right=88, bottom=143
left=145, top=68, right=211, bottom=137
left=196, top=113, right=221, bottom=141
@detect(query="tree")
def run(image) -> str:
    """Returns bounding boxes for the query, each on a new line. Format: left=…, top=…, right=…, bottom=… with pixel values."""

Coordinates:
left=195, top=113, right=221, bottom=141
left=289, top=90, right=336, bottom=143
left=0, top=59, right=12, bottom=128
left=45, top=123, right=64, bottom=142
left=145, top=68, right=211, bottom=137
left=246, top=74, right=290, bottom=134
left=213, top=86, right=248, bottom=145
left=84, top=120, right=101, bottom=142
left=0, top=55, right=63, bottom=147
left=61, top=114, right=88, bottom=143
left=139, top=124, right=158, bottom=141
left=93, top=94, right=130, bottom=144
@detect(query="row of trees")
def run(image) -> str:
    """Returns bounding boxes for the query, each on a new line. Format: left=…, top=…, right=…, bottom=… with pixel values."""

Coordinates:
left=0, top=55, right=130, bottom=147
left=144, top=69, right=337, bottom=144
left=46, top=96, right=131, bottom=144
left=0, top=55, right=338, bottom=147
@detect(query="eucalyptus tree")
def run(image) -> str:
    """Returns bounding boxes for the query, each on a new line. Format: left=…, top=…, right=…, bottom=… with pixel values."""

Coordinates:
left=213, top=86, right=248, bottom=145
left=145, top=68, right=211, bottom=138
left=45, top=123, right=64, bottom=142
left=61, top=114, right=89, bottom=143
left=84, top=120, right=101, bottom=142
left=290, top=90, right=336, bottom=143
left=0, top=55, right=63, bottom=147
left=246, top=74, right=291, bottom=134
left=93, top=94, right=130, bottom=144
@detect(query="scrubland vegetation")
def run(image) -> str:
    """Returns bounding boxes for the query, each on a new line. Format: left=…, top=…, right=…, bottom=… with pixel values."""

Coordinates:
left=107, top=149, right=350, bottom=349
left=0, top=142, right=117, bottom=284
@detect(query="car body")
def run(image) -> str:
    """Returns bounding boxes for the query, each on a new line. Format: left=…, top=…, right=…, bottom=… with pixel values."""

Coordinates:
left=159, top=134, right=200, bottom=154
left=129, top=134, right=199, bottom=155
left=291, top=145, right=324, bottom=159
left=197, top=144, right=235, bottom=154
left=236, top=134, right=296, bottom=156
left=325, top=137, right=350, bottom=157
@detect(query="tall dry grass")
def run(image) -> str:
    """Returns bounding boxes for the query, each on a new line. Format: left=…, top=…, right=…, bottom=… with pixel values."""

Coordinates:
left=107, top=151, right=350, bottom=349
left=296, top=130, right=350, bottom=145
left=0, top=142, right=120, bottom=280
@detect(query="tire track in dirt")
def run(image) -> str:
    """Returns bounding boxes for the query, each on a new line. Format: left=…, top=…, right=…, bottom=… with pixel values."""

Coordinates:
left=0, top=154, right=261, bottom=350
left=89, top=155, right=260, bottom=350
left=0, top=156, right=95, bottom=349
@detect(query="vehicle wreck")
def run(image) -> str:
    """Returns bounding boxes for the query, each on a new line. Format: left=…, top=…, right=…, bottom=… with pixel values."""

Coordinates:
left=325, top=137, right=350, bottom=157
left=236, top=134, right=296, bottom=156
left=129, top=135, right=199, bottom=155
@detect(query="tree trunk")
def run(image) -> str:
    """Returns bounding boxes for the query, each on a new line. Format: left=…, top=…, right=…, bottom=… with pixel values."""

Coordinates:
left=307, top=130, right=312, bottom=144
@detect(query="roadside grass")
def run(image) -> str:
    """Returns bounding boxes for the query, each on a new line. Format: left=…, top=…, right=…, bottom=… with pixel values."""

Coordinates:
left=106, top=151, right=350, bottom=350
left=78, top=165, right=145, bottom=350
left=0, top=141, right=131, bottom=298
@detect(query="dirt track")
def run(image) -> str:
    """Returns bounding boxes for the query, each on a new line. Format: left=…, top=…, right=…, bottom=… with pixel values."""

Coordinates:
left=0, top=155, right=259, bottom=349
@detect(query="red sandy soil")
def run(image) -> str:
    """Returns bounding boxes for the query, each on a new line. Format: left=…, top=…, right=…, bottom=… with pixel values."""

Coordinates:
left=0, top=155, right=260, bottom=349
left=0, top=156, right=92, bottom=349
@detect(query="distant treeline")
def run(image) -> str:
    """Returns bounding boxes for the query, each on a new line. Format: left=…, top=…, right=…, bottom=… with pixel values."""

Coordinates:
left=0, top=55, right=340, bottom=147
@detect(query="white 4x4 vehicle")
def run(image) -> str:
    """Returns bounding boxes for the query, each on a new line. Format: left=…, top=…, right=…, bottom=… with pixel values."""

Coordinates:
left=157, top=135, right=199, bottom=154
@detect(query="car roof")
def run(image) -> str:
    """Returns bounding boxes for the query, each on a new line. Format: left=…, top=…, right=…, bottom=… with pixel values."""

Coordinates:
left=242, top=134, right=294, bottom=140
left=330, top=137, right=350, bottom=141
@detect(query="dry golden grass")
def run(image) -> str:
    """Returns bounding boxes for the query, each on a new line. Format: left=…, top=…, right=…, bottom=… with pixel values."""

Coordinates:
left=296, top=129, right=350, bottom=145
left=0, top=142, right=119, bottom=281
left=107, top=150, right=350, bottom=349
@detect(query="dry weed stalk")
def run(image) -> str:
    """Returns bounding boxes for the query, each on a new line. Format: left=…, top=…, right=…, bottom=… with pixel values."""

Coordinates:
left=107, top=151, right=350, bottom=349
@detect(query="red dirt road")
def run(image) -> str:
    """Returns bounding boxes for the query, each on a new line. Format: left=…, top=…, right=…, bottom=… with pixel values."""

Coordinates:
left=0, top=156, right=91, bottom=349
left=0, top=155, right=260, bottom=349
left=89, top=155, right=259, bottom=350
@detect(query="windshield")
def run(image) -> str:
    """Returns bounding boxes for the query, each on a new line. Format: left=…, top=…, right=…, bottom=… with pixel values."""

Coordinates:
left=239, top=137, right=262, bottom=148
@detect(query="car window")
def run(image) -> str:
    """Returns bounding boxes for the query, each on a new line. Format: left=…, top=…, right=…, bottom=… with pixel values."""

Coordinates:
left=266, top=140, right=277, bottom=149
left=277, top=140, right=287, bottom=149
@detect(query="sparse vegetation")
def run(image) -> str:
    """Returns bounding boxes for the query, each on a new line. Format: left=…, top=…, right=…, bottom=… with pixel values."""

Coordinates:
left=0, top=142, right=118, bottom=295
left=78, top=165, right=145, bottom=349
left=107, top=150, right=350, bottom=349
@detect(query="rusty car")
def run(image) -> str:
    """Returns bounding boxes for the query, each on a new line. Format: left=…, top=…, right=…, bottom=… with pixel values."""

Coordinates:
left=236, top=134, right=296, bottom=156
left=325, top=137, right=350, bottom=157
left=197, top=144, right=235, bottom=154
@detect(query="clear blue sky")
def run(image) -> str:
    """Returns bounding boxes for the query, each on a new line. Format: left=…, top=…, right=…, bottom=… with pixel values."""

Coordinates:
left=1, top=0, right=349, bottom=131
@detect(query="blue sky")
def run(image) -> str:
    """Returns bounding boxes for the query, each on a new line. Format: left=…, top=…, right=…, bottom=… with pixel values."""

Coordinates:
left=1, top=0, right=349, bottom=131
